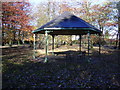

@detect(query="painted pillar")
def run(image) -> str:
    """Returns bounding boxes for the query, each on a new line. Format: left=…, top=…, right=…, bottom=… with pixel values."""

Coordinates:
left=88, top=31, right=90, bottom=56
left=44, top=31, right=48, bottom=63
left=52, top=35, right=55, bottom=55
left=99, top=34, right=101, bottom=54
left=33, top=34, right=36, bottom=59
left=79, top=35, right=82, bottom=53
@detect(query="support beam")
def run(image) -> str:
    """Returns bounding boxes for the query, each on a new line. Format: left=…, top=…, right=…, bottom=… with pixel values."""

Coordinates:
left=33, top=34, right=36, bottom=59
left=44, top=31, right=48, bottom=63
left=52, top=35, right=55, bottom=55
left=116, top=34, right=118, bottom=48
left=87, top=31, right=90, bottom=56
left=99, top=34, right=101, bottom=54
left=79, top=35, right=82, bottom=53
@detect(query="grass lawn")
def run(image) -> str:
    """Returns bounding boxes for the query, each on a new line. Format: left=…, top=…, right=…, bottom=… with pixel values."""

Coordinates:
left=2, top=45, right=120, bottom=88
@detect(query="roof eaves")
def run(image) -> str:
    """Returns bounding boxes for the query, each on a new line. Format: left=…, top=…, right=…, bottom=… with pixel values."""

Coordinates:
left=32, top=27, right=101, bottom=34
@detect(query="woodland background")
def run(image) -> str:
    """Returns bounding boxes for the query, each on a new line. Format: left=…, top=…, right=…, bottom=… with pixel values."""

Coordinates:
left=1, top=0, right=120, bottom=49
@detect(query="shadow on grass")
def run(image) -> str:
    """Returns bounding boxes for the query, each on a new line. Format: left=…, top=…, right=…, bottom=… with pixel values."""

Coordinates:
left=2, top=46, right=120, bottom=88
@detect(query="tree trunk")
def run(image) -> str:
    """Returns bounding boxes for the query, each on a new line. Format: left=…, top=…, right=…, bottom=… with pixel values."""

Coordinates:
left=69, top=35, right=73, bottom=46
left=2, top=26, right=5, bottom=46
left=18, top=30, right=21, bottom=45
left=22, top=31, right=25, bottom=45
left=13, top=31, right=16, bottom=41
left=9, top=39, right=12, bottom=47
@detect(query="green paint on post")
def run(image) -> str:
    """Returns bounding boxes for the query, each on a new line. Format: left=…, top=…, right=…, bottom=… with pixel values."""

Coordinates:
left=44, top=31, right=53, bottom=63
left=33, top=34, right=36, bottom=59
left=79, top=35, right=82, bottom=53
left=52, top=35, right=55, bottom=55
left=88, top=31, right=90, bottom=56
left=99, top=34, right=101, bottom=54
left=44, top=31, right=48, bottom=63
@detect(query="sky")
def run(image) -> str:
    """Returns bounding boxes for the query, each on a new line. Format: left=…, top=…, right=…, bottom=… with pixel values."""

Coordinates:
left=30, top=0, right=108, bottom=5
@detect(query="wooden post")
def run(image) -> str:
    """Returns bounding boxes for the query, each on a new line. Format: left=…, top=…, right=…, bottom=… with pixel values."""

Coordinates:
left=88, top=31, right=90, bottom=56
left=33, top=34, right=36, bottom=59
left=79, top=35, right=82, bottom=53
left=99, top=34, right=101, bottom=54
left=52, top=35, right=55, bottom=55
left=116, top=34, right=118, bottom=48
left=44, top=31, right=48, bottom=63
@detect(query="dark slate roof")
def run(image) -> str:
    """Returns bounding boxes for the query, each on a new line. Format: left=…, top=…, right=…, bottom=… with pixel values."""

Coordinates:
left=32, top=12, right=101, bottom=35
